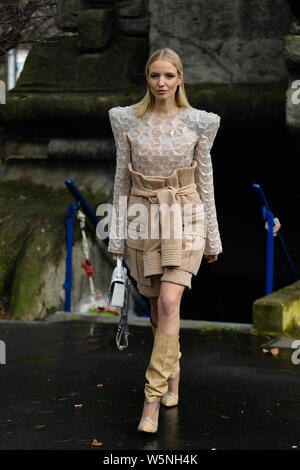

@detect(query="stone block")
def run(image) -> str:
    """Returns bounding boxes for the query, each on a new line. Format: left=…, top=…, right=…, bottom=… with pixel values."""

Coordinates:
left=115, top=0, right=149, bottom=36
left=2, top=140, right=48, bottom=160
left=77, top=8, right=114, bottom=51
left=47, top=138, right=114, bottom=160
left=1, top=35, right=148, bottom=97
left=57, top=0, right=83, bottom=32
left=116, top=17, right=149, bottom=36
left=253, top=280, right=300, bottom=335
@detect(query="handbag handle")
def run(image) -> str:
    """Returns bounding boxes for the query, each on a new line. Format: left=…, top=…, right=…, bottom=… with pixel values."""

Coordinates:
left=116, top=255, right=123, bottom=277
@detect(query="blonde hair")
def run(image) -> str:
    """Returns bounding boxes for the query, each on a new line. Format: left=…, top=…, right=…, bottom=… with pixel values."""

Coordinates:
left=131, top=48, right=194, bottom=118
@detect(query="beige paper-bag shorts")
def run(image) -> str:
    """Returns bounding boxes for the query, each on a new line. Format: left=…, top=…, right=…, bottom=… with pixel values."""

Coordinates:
left=126, top=247, right=196, bottom=298
left=125, top=162, right=207, bottom=298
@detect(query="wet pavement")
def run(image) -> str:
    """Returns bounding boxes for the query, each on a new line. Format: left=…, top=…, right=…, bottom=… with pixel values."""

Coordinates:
left=1, top=318, right=300, bottom=451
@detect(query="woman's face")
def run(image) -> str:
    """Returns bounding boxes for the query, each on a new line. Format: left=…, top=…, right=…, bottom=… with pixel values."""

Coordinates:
left=147, top=60, right=182, bottom=102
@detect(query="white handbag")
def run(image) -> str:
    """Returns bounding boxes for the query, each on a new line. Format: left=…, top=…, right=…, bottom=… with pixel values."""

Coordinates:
left=108, top=255, right=131, bottom=351
left=108, top=255, right=128, bottom=307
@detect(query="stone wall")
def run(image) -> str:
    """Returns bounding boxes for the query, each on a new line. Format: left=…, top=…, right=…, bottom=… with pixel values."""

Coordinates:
left=149, top=0, right=293, bottom=84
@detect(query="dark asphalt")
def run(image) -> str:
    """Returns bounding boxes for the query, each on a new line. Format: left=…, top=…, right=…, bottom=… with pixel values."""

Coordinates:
left=0, top=319, right=300, bottom=451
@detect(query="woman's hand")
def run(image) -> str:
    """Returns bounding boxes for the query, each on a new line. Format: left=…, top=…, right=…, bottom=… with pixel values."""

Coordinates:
left=204, top=254, right=218, bottom=263
left=112, top=253, right=124, bottom=261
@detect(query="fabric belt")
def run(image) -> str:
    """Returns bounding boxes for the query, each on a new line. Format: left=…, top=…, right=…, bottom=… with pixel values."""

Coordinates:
left=127, top=160, right=200, bottom=277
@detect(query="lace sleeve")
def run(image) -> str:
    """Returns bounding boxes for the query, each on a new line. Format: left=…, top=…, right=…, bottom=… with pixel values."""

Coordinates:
left=194, top=112, right=222, bottom=256
left=107, top=107, right=132, bottom=254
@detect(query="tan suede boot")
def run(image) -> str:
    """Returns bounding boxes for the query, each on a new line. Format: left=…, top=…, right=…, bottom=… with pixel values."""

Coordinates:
left=137, top=330, right=180, bottom=433
left=151, top=324, right=181, bottom=407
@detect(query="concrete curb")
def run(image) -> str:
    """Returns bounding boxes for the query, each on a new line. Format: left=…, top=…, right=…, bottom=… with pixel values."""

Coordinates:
left=45, top=310, right=253, bottom=331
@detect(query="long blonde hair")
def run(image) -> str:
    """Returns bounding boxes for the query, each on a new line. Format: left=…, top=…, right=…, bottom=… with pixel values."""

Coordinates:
left=132, top=48, right=194, bottom=118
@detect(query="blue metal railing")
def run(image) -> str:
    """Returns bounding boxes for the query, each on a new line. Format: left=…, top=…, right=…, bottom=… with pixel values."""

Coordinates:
left=252, top=183, right=298, bottom=295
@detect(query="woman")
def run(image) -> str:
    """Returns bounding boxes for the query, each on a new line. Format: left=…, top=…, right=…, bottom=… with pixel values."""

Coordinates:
left=107, top=48, right=222, bottom=433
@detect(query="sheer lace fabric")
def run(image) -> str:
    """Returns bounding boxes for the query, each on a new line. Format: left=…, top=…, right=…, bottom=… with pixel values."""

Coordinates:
left=107, top=105, right=222, bottom=256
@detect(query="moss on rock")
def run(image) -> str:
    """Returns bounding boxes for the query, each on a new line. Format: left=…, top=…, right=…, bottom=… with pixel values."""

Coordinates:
left=0, top=179, right=107, bottom=320
left=0, top=82, right=287, bottom=128
left=185, top=82, right=287, bottom=127
left=253, top=280, right=300, bottom=337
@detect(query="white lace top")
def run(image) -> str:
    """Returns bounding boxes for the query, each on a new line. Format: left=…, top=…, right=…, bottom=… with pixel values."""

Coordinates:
left=107, top=105, right=222, bottom=256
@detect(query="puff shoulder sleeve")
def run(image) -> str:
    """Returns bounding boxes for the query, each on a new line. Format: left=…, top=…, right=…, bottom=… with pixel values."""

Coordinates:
left=193, top=111, right=222, bottom=256
left=107, top=106, right=132, bottom=254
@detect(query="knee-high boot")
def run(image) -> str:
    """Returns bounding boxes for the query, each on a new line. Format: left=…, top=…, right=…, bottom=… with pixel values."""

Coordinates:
left=138, top=330, right=180, bottom=432
left=151, top=324, right=181, bottom=407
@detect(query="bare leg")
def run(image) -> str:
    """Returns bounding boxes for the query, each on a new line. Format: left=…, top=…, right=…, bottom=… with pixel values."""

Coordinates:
left=157, top=281, right=185, bottom=336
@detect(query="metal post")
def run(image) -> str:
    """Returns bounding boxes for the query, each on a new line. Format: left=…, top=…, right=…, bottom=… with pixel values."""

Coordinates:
left=64, top=179, right=99, bottom=228
left=252, top=183, right=298, bottom=296
left=264, top=206, right=274, bottom=294
left=63, top=202, right=78, bottom=312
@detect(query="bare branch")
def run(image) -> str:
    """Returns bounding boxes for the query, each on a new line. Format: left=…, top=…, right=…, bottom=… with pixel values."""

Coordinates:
left=0, top=0, right=60, bottom=56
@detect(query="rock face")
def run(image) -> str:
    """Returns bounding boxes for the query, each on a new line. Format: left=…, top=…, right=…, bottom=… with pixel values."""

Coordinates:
left=149, top=0, right=292, bottom=84
left=0, top=180, right=112, bottom=320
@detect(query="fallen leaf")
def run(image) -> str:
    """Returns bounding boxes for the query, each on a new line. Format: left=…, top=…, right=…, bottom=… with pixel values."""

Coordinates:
left=91, top=439, right=104, bottom=447
left=51, top=395, right=68, bottom=401
left=262, top=347, right=279, bottom=356
left=270, top=348, right=279, bottom=356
